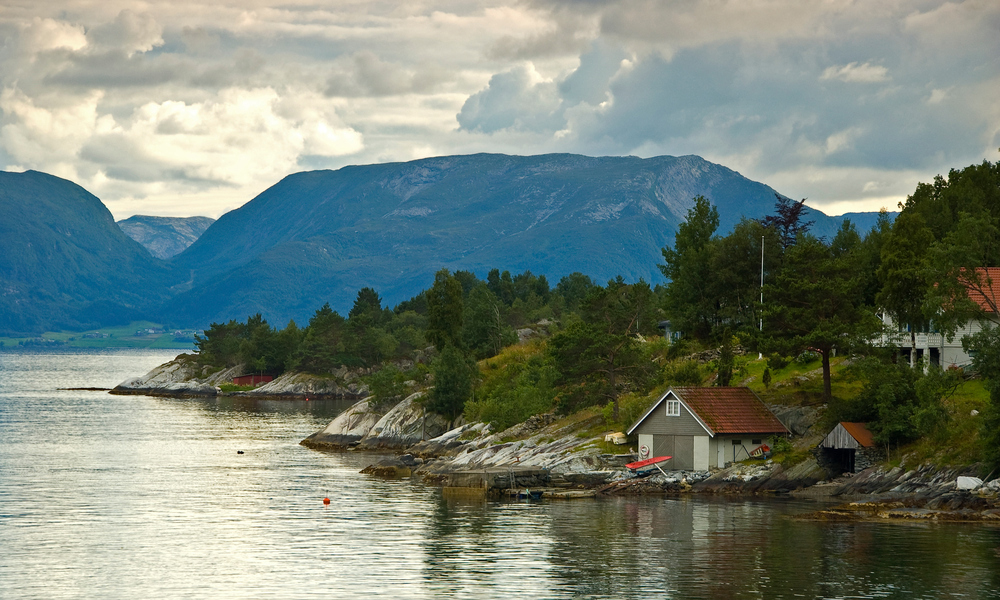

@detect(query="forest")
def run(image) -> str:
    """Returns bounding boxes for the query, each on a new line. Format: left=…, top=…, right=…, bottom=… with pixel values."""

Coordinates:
left=196, top=159, right=1000, bottom=473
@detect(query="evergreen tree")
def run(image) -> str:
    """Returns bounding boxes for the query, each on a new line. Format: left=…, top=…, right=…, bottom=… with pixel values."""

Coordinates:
left=660, top=195, right=721, bottom=340
left=426, top=269, right=464, bottom=351
left=764, top=228, right=879, bottom=401
left=428, top=344, right=477, bottom=421
left=549, top=280, right=657, bottom=418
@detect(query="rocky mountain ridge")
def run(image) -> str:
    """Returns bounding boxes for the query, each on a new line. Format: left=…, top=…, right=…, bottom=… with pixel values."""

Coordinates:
left=117, top=215, right=216, bottom=259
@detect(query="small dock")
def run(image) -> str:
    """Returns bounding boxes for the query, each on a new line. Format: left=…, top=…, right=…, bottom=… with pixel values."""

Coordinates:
left=440, top=466, right=550, bottom=490
left=435, top=467, right=597, bottom=500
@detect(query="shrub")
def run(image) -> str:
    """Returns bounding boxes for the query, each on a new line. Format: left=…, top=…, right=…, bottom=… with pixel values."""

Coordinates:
left=767, top=353, right=790, bottom=371
left=365, top=365, right=407, bottom=409
left=602, top=392, right=653, bottom=430
left=769, top=435, right=793, bottom=454
left=794, top=351, right=819, bottom=365
left=665, top=360, right=702, bottom=386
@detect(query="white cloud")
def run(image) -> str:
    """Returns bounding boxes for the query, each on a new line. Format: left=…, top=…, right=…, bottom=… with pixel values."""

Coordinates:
left=19, top=17, right=87, bottom=54
left=0, top=0, right=997, bottom=219
left=820, top=62, right=890, bottom=83
left=457, top=64, right=563, bottom=133
left=87, top=10, right=164, bottom=57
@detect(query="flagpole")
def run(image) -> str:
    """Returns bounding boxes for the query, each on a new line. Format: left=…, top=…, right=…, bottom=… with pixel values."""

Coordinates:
left=759, top=235, right=764, bottom=360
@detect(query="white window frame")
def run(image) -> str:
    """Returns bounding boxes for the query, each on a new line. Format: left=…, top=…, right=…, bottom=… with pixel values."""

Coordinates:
left=666, top=399, right=681, bottom=416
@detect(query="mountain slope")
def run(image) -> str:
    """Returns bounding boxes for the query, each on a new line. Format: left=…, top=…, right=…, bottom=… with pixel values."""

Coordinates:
left=0, top=170, right=177, bottom=335
left=117, top=215, right=216, bottom=259
left=165, top=153, right=888, bottom=327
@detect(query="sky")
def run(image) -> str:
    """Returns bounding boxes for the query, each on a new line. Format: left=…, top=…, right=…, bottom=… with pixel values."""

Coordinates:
left=1, top=0, right=998, bottom=220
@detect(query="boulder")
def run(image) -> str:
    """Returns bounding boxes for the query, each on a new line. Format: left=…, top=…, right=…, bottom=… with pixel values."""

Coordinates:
left=360, top=456, right=413, bottom=478
left=300, top=397, right=386, bottom=449
left=767, top=404, right=821, bottom=436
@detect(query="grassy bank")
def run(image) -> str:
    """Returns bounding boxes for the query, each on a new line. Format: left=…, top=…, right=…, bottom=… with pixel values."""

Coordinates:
left=0, top=321, right=198, bottom=350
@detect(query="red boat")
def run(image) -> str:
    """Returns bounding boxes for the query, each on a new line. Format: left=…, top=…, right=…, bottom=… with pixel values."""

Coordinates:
left=625, top=456, right=672, bottom=472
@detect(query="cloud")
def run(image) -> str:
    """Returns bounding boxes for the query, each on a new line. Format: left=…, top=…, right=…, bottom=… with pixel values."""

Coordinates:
left=457, top=64, right=563, bottom=133
left=0, top=0, right=998, bottom=220
left=821, top=62, right=890, bottom=83
left=325, top=51, right=446, bottom=97
left=18, top=17, right=87, bottom=54
left=87, top=10, right=164, bottom=57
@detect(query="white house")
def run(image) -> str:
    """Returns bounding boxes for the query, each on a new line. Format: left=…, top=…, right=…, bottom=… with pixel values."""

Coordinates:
left=626, top=386, right=789, bottom=471
left=880, top=267, right=1000, bottom=369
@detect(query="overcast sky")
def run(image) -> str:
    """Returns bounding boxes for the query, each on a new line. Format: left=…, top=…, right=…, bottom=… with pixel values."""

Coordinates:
left=2, top=0, right=998, bottom=219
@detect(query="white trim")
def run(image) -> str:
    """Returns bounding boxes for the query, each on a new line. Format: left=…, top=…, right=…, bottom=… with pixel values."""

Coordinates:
left=626, top=388, right=715, bottom=437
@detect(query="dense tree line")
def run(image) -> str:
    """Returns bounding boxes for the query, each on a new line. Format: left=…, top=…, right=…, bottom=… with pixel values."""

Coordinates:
left=661, top=160, right=1000, bottom=469
left=197, top=159, right=1000, bottom=471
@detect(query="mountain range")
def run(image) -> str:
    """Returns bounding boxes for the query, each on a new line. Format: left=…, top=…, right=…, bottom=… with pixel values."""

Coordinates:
left=0, top=153, right=892, bottom=335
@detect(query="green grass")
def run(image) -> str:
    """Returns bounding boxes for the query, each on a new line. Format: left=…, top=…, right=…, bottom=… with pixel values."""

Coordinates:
left=218, top=383, right=258, bottom=393
left=0, top=321, right=198, bottom=350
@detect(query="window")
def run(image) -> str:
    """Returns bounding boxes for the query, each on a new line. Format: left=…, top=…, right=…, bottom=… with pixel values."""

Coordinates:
left=752, top=439, right=762, bottom=445
left=732, top=439, right=741, bottom=446
left=666, top=400, right=680, bottom=416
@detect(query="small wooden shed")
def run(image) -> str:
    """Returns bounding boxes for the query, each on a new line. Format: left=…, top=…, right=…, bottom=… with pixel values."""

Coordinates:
left=233, top=374, right=274, bottom=387
left=819, top=422, right=878, bottom=473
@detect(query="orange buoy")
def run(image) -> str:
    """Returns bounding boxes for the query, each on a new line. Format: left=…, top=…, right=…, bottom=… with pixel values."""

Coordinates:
left=323, top=497, right=330, bottom=505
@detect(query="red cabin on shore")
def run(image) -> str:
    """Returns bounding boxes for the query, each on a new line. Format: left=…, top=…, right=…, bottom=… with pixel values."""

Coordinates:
left=232, top=374, right=273, bottom=386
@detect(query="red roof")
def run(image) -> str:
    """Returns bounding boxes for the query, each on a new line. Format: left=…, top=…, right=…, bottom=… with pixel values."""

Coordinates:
left=672, top=387, right=789, bottom=435
left=840, top=422, right=875, bottom=447
left=964, top=267, right=1000, bottom=312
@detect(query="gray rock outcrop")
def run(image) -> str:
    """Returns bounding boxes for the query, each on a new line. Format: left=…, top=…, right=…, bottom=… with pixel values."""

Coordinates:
left=241, top=371, right=368, bottom=399
left=110, top=354, right=238, bottom=397
left=355, top=392, right=451, bottom=450
left=767, top=404, right=821, bottom=436
left=299, top=397, right=387, bottom=449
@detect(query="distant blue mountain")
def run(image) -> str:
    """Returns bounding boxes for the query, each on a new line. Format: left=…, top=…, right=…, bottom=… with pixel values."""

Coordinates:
left=163, top=153, right=894, bottom=327
left=0, top=154, right=894, bottom=334
left=0, top=171, right=175, bottom=335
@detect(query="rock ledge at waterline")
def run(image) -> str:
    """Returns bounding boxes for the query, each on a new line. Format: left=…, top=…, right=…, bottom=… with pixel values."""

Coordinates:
left=110, top=354, right=369, bottom=399
left=110, top=354, right=233, bottom=397
left=300, top=392, right=452, bottom=450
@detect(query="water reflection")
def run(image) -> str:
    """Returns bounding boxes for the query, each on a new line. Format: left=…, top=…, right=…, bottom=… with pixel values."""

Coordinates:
left=3, top=350, right=1000, bottom=599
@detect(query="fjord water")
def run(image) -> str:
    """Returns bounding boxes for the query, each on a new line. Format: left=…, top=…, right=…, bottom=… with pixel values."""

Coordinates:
left=2, top=350, right=999, bottom=599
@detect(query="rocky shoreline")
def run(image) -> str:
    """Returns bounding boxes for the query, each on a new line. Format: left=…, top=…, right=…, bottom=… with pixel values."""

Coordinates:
left=112, top=356, right=1000, bottom=520
left=110, top=354, right=370, bottom=400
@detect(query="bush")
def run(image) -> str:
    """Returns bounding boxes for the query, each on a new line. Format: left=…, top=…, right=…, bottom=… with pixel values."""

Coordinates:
left=602, top=392, right=653, bottom=430
left=794, top=351, right=820, bottom=365
left=465, top=342, right=558, bottom=430
left=767, top=353, right=790, bottom=371
left=365, top=365, right=407, bottom=409
left=769, top=435, right=793, bottom=454
left=665, top=360, right=702, bottom=386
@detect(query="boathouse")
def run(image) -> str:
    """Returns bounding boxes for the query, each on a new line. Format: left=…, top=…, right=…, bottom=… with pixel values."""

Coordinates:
left=232, top=374, right=274, bottom=386
left=626, top=387, right=789, bottom=471
left=819, top=422, right=880, bottom=474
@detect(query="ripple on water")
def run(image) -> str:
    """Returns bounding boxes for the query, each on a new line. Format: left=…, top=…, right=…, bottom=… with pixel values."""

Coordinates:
left=2, top=350, right=1000, bottom=599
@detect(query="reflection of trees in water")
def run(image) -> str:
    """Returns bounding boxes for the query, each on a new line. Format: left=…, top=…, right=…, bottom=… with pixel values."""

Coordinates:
left=543, top=497, right=1000, bottom=598
left=418, top=492, right=1000, bottom=598
left=422, top=495, right=556, bottom=596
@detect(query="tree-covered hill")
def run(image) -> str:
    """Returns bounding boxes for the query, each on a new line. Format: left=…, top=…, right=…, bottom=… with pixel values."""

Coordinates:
left=0, top=170, right=179, bottom=335
left=165, top=153, right=885, bottom=327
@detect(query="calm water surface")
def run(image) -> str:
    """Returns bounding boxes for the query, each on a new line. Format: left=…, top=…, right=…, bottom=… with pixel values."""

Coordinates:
left=2, top=349, right=999, bottom=599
